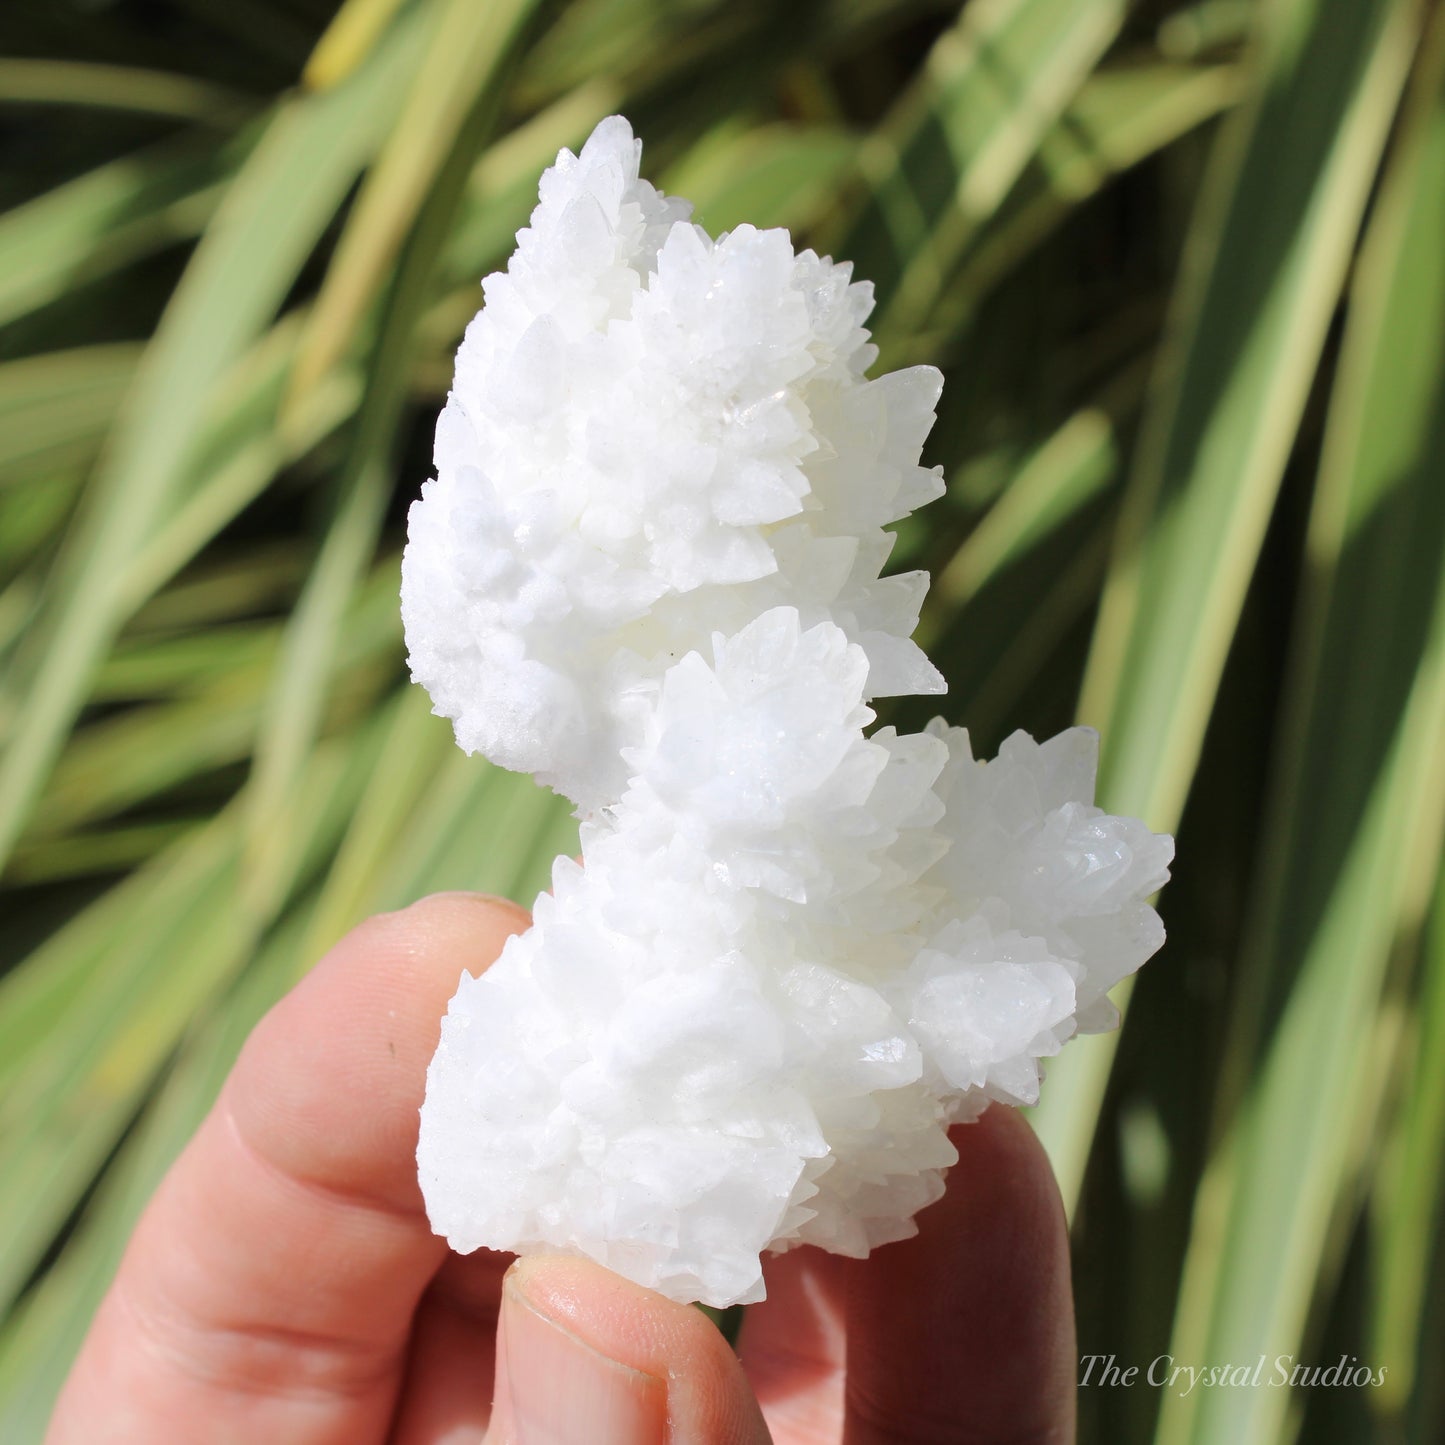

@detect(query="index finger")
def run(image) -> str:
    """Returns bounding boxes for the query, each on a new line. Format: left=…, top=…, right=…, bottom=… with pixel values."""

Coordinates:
left=843, top=1108, right=1076, bottom=1443
left=46, top=892, right=529, bottom=1445
left=740, top=1107, right=1076, bottom=1445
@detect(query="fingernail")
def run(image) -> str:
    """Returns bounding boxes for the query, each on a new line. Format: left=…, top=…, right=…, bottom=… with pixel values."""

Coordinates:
left=494, top=1260, right=668, bottom=1445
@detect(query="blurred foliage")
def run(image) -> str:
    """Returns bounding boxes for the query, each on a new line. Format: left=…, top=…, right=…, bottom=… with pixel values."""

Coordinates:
left=1, top=0, right=1443, bottom=1440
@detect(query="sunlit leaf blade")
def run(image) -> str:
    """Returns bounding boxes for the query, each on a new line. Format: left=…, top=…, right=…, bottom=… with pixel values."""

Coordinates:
left=663, top=122, right=857, bottom=235
left=1080, top=0, right=1418, bottom=826
left=0, top=60, right=251, bottom=122
left=1032, top=0, right=1420, bottom=1209
left=0, top=836, right=211, bottom=1104
left=27, top=570, right=397, bottom=843
left=245, top=4, right=541, bottom=918
left=928, top=406, right=1117, bottom=619
left=7, top=822, right=196, bottom=884
left=0, top=138, right=240, bottom=330
left=0, top=346, right=140, bottom=486
left=1167, top=596, right=1445, bottom=1445
left=125, top=545, right=307, bottom=636
left=0, top=16, right=429, bottom=872
left=298, top=685, right=452, bottom=959
left=1156, top=0, right=1255, bottom=61
left=1157, top=15, right=1445, bottom=1439
left=921, top=59, right=1242, bottom=352
left=0, top=819, right=244, bottom=1315
left=374, top=747, right=571, bottom=908
left=116, top=323, right=361, bottom=618
left=439, top=80, right=625, bottom=288
left=0, top=904, right=322, bottom=1439
left=0, top=711, right=392, bottom=1318
left=39, top=692, right=265, bottom=838
left=836, top=0, right=1128, bottom=349
left=0, top=480, right=78, bottom=585
left=1372, top=859, right=1445, bottom=1421
left=304, top=0, right=413, bottom=90
left=92, top=624, right=275, bottom=702
left=286, top=0, right=543, bottom=407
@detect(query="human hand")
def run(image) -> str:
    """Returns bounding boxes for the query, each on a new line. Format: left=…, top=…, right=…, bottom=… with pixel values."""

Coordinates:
left=47, top=893, right=1076, bottom=1444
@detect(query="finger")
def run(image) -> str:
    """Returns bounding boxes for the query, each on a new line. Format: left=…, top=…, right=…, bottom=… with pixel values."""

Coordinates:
left=389, top=1251, right=510, bottom=1445
left=47, top=892, right=530, bottom=1445
left=737, top=1245, right=849, bottom=1441
left=842, top=1106, right=1076, bottom=1445
left=487, top=1255, right=772, bottom=1445
left=739, top=1107, right=1075, bottom=1444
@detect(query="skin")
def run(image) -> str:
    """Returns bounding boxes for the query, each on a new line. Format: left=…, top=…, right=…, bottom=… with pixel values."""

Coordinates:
left=46, top=892, right=1076, bottom=1444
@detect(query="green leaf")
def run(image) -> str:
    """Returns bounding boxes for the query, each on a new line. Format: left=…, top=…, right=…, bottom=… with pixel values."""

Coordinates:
left=297, top=684, right=455, bottom=959
left=0, top=710, right=394, bottom=1319
left=0, top=137, right=239, bottom=331
left=117, top=322, right=362, bottom=619
left=244, top=0, right=541, bottom=918
left=286, top=0, right=544, bottom=407
left=1032, top=0, right=1420, bottom=1214
left=1157, top=0, right=1256, bottom=61
left=301, top=689, right=578, bottom=965
left=0, top=14, right=429, bottom=873
left=0, top=474, right=80, bottom=575
left=37, top=690, right=266, bottom=839
left=91, top=624, right=277, bottom=702
left=928, top=405, right=1118, bottom=618
left=439, top=78, right=625, bottom=288
left=1371, top=859, right=1445, bottom=1419
left=663, top=121, right=857, bottom=235
left=0, top=346, right=141, bottom=487
left=0, top=819, right=244, bottom=1316
left=1156, top=13, right=1445, bottom=1440
left=0, top=60, right=251, bottom=122
left=0, top=900, right=322, bottom=1438
left=1080, top=0, right=1418, bottom=827
left=835, top=0, right=1129, bottom=351
left=124, top=544, right=307, bottom=636
left=7, top=821, right=197, bottom=883
left=374, top=746, right=547, bottom=906
left=303, top=0, right=414, bottom=90
left=921, top=58, right=1242, bottom=350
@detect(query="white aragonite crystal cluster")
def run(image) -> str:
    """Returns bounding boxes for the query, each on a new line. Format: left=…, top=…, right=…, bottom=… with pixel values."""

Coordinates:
left=404, top=116, right=1173, bottom=1308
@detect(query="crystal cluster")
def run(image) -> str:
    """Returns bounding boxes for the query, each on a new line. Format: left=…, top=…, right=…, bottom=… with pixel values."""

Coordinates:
left=404, top=117, right=1172, bottom=1307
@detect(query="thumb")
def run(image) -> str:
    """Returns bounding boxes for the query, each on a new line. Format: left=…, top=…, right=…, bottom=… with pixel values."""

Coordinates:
left=487, top=1256, right=771, bottom=1444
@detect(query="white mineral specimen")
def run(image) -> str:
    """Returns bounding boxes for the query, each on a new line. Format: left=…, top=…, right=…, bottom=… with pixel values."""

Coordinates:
left=405, top=117, right=1173, bottom=1308
left=401, top=114, right=943, bottom=813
